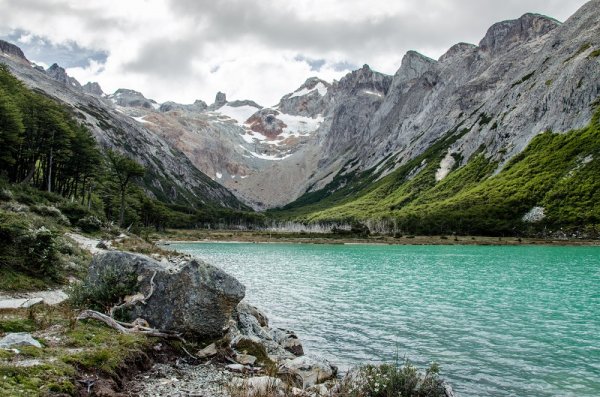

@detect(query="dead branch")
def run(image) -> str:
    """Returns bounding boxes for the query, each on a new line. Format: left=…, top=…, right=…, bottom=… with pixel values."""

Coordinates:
left=77, top=310, right=184, bottom=340
left=109, top=270, right=157, bottom=317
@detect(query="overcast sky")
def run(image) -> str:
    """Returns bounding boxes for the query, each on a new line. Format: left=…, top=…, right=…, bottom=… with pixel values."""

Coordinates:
left=0, top=0, right=589, bottom=105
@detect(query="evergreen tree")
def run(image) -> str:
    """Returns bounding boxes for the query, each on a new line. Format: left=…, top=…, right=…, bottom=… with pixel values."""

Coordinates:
left=0, top=86, right=24, bottom=172
left=106, top=150, right=145, bottom=226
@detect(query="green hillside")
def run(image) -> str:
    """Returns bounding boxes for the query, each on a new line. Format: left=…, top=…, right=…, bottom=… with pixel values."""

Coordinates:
left=275, top=105, right=600, bottom=237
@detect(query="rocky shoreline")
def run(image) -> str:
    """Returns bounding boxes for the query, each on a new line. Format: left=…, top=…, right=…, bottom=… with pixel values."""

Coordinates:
left=0, top=234, right=456, bottom=396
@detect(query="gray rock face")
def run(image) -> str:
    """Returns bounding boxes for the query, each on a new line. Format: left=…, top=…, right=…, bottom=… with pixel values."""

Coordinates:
left=227, top=301, right=304, bottom=360
left=0, top=333, right=42, bottom=349
left=87, top=251, right=245, bottom=338
left=159, top=99, right=208, bottom=113
left=0, top=40, right=28, bottom=63
left=46, top=63, right=82, bottom=90
left=277, top=77, right=331, bottom=117
left=82, top=81, right=104, bottom=96
left=478, top=13, right=560, bottom=54
left=108, top=88, right=157, bottom=109
left=208, top=91, right=228, bottom=110
left=281, top=355, right=337, bottom=387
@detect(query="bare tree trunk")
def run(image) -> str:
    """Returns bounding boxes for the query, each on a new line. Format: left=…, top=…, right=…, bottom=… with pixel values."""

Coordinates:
left=47, top=130, right=55, bottom=193
left=119, top=188, right=125, bottom=226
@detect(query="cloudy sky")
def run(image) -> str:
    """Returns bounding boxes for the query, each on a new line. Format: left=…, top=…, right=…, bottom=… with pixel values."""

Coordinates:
left=0, top=0, right=589, bottom=105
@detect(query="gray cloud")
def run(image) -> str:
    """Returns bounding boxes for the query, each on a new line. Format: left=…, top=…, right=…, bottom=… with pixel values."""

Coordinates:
left=167, top=0, right=588, bottom=62
left=0, top=30, right=108, bottom=68
left=122, top=37, right=201, bottom=78
left=0, top=0, right=589, bottom=104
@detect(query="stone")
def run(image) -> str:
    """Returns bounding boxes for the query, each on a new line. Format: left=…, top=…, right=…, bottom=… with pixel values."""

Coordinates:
left=235, top=353, right=257, bottom=366
left=280, top=355, right=337, bottom=388
left=197, top=343, right=218, bottom=359
left=226, top=363, right=250, bottom=372
left=0, top=298, right=43, bottom=309
left=0, top=333, right=43, bottom=349
left=227, top=302, right=304, bottom=362
left=86, top=251, right=245, bottom=338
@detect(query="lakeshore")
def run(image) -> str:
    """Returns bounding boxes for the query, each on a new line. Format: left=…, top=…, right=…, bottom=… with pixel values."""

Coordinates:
left=154, top=229, right=600, bottom=247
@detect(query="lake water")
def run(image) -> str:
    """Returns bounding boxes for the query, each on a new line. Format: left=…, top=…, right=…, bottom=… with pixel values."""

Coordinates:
left=171, top=242, right=600, bottom=397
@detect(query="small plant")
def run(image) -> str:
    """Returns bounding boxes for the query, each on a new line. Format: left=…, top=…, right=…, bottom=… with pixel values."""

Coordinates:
left=335, top=360, right=446, bottom=397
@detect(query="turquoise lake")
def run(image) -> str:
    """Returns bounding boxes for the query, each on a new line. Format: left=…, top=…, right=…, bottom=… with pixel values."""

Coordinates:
left=171, top=242, right=600, bottom=397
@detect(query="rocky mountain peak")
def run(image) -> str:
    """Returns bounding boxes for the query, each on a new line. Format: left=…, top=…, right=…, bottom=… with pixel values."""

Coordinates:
left=110, top=88, right=157, bottom=109
left=82, top=81, right=104, bottom=96
left=337, top=64, right=392, bottom=96
left=438, top=42, right=477, bottom=63
left=479, top=13, right=560, bottom=55
left=215, top=91, right=227, bottom=105
left=159, top=99, right=208, bottom=113
left=395, top=50, right=437, bottom=82
left=46, top=63, right=82, bottom=89
left=0, top=40, right=29, bottom=64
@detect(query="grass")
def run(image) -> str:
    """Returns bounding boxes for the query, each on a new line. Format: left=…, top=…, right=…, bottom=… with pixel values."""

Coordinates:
left=0, top=303, right=153, bottom=396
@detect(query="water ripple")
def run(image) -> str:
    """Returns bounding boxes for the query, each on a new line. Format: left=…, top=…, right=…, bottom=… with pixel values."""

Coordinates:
left=173, top=243, right=600, bottom=397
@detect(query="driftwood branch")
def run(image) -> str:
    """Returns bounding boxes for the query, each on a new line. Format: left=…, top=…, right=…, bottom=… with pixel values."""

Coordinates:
left=142, top=271, right=157, bottom=304
left=77, top=310, right=183, bottom=340
left=109, top=270, right=157, bottom=317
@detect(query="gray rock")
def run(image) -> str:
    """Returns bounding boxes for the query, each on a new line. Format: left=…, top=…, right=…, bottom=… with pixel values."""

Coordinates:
left=0, top=333, right=43, bottom=349
left=280, top=355, right=337, bottom=388
left=0, top=298, right=43, bottom=309
left=208, top=91, right=228, bottom=110
left=87, top=251, right=245, bottom=338
left=82, top=81, right=104, bottom=96
left=0, top=39, right=28, bottom=63
left=235, top=353, right=257, bottom=365
left=46, top=63, right=82, bottom=90
left=196, top=343, right=218, bottom=359
left=227, top=302, right=304, bottom=361
left=108, top=88, right=157, bottom=109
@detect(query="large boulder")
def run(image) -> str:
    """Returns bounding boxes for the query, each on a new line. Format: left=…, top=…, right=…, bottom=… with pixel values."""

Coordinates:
left=87, top=251, right=245, bottom=338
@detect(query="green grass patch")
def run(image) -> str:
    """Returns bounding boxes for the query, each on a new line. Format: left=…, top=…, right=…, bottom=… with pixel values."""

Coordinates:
left=0, top=304, right=153, bottom=396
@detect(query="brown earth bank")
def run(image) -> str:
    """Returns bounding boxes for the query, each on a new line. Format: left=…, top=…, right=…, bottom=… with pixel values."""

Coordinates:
left=154, top=229, right=600, bottom=247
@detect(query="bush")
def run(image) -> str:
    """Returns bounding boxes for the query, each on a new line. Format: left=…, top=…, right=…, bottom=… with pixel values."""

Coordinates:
left=77, top=215, right=103, bottom=233
left=58, top=202, right=94, bottom=225
left=337, top=361, right=446, bottom=397
left=0, top=211, right=61, bottom=280
left=31, top=205, right=70, bottom=225
left=69, top=267, right=139, bottom=314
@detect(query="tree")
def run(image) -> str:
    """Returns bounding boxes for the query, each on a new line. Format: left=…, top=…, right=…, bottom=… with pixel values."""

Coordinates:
left=0, top=86, right=24, bottom=173
left=107, top=150, right=145, bottom=226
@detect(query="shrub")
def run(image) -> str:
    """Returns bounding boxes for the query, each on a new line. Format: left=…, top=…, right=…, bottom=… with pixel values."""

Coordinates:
left=31, top=205, right=70, bottom=225
left=77, top=215, right=103, bottom=233
left=336, top=361, right=446, bottom=397
left=69, top=267, right=139, bottom=314
left=58, top=202, right=93, bottom=225
left=0, top=211, right=61, bottom=280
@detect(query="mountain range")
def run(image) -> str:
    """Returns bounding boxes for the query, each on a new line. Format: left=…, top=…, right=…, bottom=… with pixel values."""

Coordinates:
left=1, top=0, right=599, bottom=234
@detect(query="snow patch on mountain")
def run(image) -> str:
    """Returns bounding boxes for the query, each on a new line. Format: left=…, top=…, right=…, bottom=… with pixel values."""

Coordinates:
left=216, top=104, right=260, bottom=123
left=289, top=82, right=328, bottom=98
